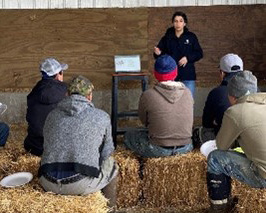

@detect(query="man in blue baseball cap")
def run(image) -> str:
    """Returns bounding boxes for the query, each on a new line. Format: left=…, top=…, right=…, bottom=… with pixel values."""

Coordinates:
left=124, top=55, right=194, bottom=157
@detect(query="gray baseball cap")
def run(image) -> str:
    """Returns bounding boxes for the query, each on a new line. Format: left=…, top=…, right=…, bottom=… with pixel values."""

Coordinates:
left=40, top=58, right=68, bottom=76
left=228, top=70, right=257, bottom=98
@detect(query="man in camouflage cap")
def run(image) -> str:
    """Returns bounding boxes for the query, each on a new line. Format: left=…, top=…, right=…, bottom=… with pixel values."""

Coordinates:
left=39, top=75, right=118, bottom=210
left=68, top=75, right=94, bottom=97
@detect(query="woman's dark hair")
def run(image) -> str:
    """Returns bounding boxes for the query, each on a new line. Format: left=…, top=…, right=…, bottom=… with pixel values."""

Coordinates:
left=172, top=11, right=188, bottom=24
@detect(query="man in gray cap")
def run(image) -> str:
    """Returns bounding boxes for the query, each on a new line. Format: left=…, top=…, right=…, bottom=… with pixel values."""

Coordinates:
left=193, top=53, right=244, bottom=146
left=206, top=71, right=266, bottom=212
left=24, top=58, right=68, bottom=156
left=38, top=76, right=118, bottom=210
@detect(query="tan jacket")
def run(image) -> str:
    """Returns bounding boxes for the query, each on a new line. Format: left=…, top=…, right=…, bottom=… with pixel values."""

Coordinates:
left=138, top=81, right=193, bottom=147
left=216, top=93, right=266, bottom=179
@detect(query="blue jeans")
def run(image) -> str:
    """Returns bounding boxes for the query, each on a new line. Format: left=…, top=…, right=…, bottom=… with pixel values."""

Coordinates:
left=208, top=150, right=266, bottom=188
left=124, top=130, right=193, bottom=158
left=0, top=122, right=9, bottom=146
left=182, top=80, right=195, bottom=98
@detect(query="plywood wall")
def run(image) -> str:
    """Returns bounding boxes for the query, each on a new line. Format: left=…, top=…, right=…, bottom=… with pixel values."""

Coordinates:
left=0, top=5, right=265, bottom=90
left=0, top=8, right=148, bottom=90
left=149, top=5, right=266, bottom=86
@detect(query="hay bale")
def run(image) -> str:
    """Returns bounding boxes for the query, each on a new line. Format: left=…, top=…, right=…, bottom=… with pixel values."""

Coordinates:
left=0, top=149, right=15, bottom=174
left=142, top=151, right=208, bottom=210
left=232, top=180, right=266, bottom=213
left=8, top=154, right=40, bottom=176
left=2, top=123, right=28, bottom=160
left=114, top=146, right=142, bottom=208
left=0, top=187, right=108, bottom=213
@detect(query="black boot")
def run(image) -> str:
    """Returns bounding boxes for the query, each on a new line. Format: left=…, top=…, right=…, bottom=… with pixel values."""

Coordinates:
left=102, top=176, right=117, bottom=212
left=207, top=172, right=237, bottom=213
left=208, top=196, right=238, bottom=213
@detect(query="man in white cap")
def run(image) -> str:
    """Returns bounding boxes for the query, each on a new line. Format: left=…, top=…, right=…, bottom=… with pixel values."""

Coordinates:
left=206, top=70, right=266, bottom=212
left=193, top=53, right=244, bottom=146
left=24, top=58, right=68, bottom=156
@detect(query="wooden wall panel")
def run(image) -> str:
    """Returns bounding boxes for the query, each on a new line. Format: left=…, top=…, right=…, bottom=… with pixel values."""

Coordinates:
left=148, top=5, right=266, bottom=86
left=0, top=8, right=148, bottom=89
left=0, top=5, right=265, bottom=90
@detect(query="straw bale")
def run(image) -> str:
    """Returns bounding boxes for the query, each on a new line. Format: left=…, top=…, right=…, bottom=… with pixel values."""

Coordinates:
left=8, top=123, right=27, bottom=143
left=0, top=149, right=15, bottom=174
left=0, top=123, right=27, bottom=165
left=142, top=150, right=208, bottom=210
left=3, top=123, right=28, bottom=159
left=114, top=146, right=142, bottom=208
left=8, top=154, right=40, bottom=176
left=232, top=180, right=266, bottom=213
left=0, top=187, right=108, bottom=213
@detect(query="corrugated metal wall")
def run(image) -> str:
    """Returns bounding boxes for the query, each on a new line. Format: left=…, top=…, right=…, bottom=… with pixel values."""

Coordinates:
left=0, top=0, right=265, bottom=9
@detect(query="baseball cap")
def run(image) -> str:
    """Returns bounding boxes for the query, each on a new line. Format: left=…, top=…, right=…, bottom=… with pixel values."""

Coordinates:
left=228, top=70, right=257, bottom=98
left=40, top=58, right=68, bottom=76
left=219, top=53, right=243, bottom=73
left=68, top=75, right=94, bottom=97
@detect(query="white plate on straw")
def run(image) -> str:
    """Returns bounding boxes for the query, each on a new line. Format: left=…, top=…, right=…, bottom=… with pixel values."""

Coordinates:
left=0, top=172, right=33, bottom=188
left=200, top=140, right=217, bottom=157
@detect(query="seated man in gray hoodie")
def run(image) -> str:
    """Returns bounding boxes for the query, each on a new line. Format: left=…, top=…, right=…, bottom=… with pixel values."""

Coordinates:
left=124, top=55, right=194, bottom=157
left=38, top=76, right=118, bottom=209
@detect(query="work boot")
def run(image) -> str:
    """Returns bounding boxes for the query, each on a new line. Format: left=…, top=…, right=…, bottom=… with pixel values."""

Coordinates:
left=102, top=176, right=118, bottom=211
left=208, top=196, right=238, bottom=213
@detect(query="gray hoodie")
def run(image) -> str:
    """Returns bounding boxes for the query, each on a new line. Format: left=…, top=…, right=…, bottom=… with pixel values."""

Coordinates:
left=138, top=82, right=193, bottom=147
left=39, top=95, right=114, bottom=178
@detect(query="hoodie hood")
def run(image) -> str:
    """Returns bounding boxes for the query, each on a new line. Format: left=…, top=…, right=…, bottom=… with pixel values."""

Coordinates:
left=57, top=94, right=94, bottom=116
left=154, top=81, right=186, bottom=103
left=34, top=79, right=67, bottom=104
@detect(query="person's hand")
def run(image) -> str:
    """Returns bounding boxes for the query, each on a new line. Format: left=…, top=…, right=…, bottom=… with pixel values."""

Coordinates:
left=179, top=56, right=188, bottom=67
left=154, top=46, right=161, bottom=56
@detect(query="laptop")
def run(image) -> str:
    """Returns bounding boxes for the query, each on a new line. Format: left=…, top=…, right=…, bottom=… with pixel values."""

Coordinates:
left=114, top=55, right=141, bottom=73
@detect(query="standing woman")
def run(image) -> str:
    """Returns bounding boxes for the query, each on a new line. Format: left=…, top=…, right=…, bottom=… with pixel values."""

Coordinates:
left=154, top=11, right=203, bottom=97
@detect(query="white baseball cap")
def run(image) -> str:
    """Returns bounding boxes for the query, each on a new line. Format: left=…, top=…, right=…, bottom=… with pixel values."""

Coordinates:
left=219, top=53, right=243, bottom=73
left=40, top=58, right=68, bottom=76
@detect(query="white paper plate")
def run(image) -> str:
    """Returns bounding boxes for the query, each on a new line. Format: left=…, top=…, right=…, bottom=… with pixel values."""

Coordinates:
left=0, top=172, right=33, bottom=188
left=200, top=140, right=217, bottom=157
